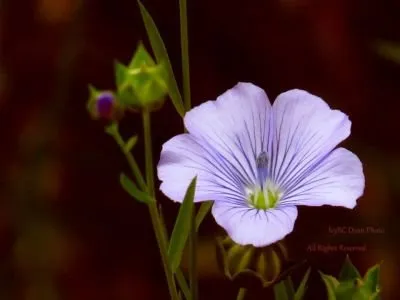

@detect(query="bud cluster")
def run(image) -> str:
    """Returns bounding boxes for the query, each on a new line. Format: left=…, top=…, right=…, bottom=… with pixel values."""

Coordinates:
left=87, top=43, right=168, bottom=121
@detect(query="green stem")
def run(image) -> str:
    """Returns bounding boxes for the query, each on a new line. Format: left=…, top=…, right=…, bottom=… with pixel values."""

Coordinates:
left=180, top=2, right=197, bottom=298
left=236, top=288, right=247, bottom=300
left=142, top=111, right=155, bottom=193
left=179, top=0, right=191, bottom=111
left=189, top=206, right=197, bottom=300
left=110, top=125, right=147, bottom=191
left=110, top=123, right=189, bottom=299
left=159, top=204, right=191, bottom=300
left=142, top=110, right=180, bottom=300
left=176, top=269, right=191, bottom=300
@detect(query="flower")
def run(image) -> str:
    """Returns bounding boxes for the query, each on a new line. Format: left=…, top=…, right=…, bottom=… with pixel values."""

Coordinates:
left=157, top=82, right=365, bottom=247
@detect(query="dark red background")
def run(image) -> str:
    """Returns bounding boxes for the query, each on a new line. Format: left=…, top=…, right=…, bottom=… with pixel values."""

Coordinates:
left=1, top=0, right=399, bottom=299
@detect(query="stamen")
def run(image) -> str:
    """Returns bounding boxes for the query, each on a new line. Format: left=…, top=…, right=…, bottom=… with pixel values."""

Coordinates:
left=246, top=181, right=282, bottom=210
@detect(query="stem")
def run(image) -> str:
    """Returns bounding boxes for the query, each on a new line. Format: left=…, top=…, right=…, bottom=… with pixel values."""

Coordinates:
left=176, top=269, right=191, bottom=300
left=110, top=126, right=147, bottom=191
left=142, top=111, right=155, bottom=193
left=236, top=288, right=247, bottom=300
left=179, top=0, right=191, bottom=111
left=142, top=110, right=180, bottom=300
left=159, top=204, right=191, bottom=300
left=189, top=206, right=197, bottom=300
left=110, top=123, right=189, bottom=299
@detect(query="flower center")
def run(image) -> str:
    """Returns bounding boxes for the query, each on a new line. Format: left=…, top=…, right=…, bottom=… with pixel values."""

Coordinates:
left=246, top=181, right=282, bottom=210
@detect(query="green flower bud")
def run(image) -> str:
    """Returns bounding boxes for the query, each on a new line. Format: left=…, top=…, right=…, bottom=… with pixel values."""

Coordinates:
left=114, top=43, right=168, bottom=112
left=215, top=236, right=304, bottom=289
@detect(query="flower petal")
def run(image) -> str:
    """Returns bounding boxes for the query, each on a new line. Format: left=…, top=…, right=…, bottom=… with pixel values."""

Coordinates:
left=158, top=133, right=247, bottom=203
left=269, top=89, right=351, bottom=191
left=212, top=202, right=298, bottom=247
left=279, top=147, right=365, bottom=209
left=184, top=82, right=272, bottom=187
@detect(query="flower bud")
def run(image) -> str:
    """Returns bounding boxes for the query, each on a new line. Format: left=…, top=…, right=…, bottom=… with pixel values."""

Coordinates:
left=215, top=236, right=301, bottom=289
left=114, top=43, right=168, bottom=112
left=87, top=86, right=123, bottom=121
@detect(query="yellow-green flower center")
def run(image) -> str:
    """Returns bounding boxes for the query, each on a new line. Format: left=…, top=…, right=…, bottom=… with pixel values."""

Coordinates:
left=246, top=181, right=281, bottom=210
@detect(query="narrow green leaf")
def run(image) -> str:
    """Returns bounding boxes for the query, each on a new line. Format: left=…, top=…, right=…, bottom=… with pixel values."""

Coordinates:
left=363, top=263, right=381, bottom=292
left=339, top=255, right=361, bottom=281
left=120, top=173, right=155, bottom=204
left=123, top=135, right=138, bottom=153
left=319, top=272, right=339, bottom=300
left=105, top=122, right=118, bottom=135
left=294, top=268, right=311, bottom=300
left=273, top=280, right=289, bottom=300
left=168, top=176, right=197, bottom=273
left=284, top=277, right=296, bottom=299
left=195, top=201, right=212, bottom=231
left=137, top=0, right=185, bottom=117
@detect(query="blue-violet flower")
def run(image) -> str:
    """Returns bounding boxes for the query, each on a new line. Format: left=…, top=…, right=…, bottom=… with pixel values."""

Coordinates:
left=157, top=83, right=365, bottom=247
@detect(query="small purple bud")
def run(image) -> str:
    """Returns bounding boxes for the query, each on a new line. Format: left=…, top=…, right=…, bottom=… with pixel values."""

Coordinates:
left=96, top=92, right=115, bottom=119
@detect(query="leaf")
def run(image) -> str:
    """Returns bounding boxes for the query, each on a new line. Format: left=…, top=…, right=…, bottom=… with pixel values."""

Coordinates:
left=105, top=122, right=118, bottom=135
left=195, top=201, right=212, bottom=231
left=273, top=280, right=289, bottom=300
left=284, top=277, right=296, bottom=299
left=167, top=176, right=197, bottom=273
left=137, top=0, right=185, bottom=117
left=363, top=263, right=381, bottom=292
left=335, top=280, right=358, bottom=300
left=320, top=272, right=339, bottom=300
left=120, top=173, right=154, bottom=204
left=339, top=255, right=361, bottom=281
left=123, top=135, right=138, bottom=153
left=294, top=267, right=311, bottom=300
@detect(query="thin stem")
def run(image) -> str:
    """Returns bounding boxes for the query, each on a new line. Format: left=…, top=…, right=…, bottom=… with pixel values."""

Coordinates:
left=142, top=110, right=180, bottom=300
left=110, top=123, right=189, bottom=299
left=176, top=269, right=191, bottom=300
left=236, top=288, right=247, bottom=300
left=179, top=0, right=191, bottom=111
left=180, top=2, right=197, bottom=299
left=142, top=111, right=155, bottom=194
left=110, top=126, right=147, bottom=191
left=159, top=205, right=191, bottom=300
left=189, top=206, right=197, bottom=300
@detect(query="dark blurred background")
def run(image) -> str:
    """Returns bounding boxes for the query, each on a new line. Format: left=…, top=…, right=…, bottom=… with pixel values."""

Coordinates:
left=1, top=0, right=400, bottom=299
